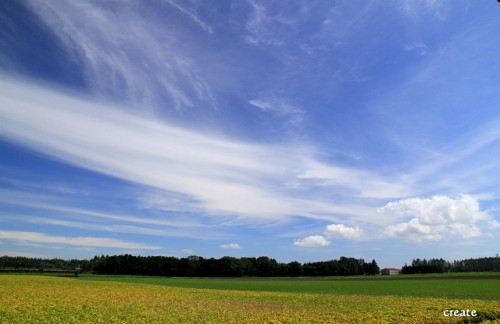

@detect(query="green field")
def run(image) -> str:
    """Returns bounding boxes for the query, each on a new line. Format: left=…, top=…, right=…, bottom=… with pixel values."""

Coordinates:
left=1, top=273, right=499, bottom=323
left=78, top=273, right=500, bottom=300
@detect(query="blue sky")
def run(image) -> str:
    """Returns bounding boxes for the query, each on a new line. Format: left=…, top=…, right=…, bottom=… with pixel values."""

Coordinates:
left=0, top=0, right=499, bottom=268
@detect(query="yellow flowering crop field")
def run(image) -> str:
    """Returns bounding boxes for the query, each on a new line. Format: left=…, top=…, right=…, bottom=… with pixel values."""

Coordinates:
left=0, top=274, right=498, bottom=323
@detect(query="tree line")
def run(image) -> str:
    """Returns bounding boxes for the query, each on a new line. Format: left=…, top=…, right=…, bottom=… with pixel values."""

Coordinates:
left=401, top=256, right=500, bottom=274
left=2, top=254, right=497, bottom=277
left=0, top=255, right=379, bottom=277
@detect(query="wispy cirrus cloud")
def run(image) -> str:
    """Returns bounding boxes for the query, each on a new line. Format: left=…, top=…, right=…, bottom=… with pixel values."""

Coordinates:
left=4, top=74, right=499, bottom=230
left=249, top=98, right=304, bottom=127
left=24, top=0, right=215, bottom=110
left=245, top=0, right=288, bottom=46
left=296, top=160, right=412, bottom=199
left=163, top=0, right=214, bottom=34
left=403, top=42, right=428, bottom=55
left=0, top=188, right=204, bottom=229
left=0, top=77, right=391, bottom=225
left=0, top=230, right=160, bottom=250
left=2, top=73, right=500, bottom=238
left=244, top=1, right=333, bottom=53
left=0, top=213, right=222, bottom=241
left=397, top=0, right=453, bottom=21
left=0, top=186, right=231, bottom=241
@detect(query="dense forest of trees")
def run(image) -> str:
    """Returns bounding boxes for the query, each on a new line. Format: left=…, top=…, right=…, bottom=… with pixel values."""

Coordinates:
left=401, top=257, right=500, bottom=274
left=0, top=255, right=379, bottom=277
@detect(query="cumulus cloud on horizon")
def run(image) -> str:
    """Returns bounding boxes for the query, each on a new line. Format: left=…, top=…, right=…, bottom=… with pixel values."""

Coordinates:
left=293, top=235, right=330, bottom=248
left=324, top=224, right=363, bottom=239
left=379, top=194, right=489, bottom=242
left=293, top=223, right=363, bottom=248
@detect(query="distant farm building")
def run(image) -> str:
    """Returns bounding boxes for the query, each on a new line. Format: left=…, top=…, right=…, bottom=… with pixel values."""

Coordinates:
left=381, top=268, right=400, bottom=275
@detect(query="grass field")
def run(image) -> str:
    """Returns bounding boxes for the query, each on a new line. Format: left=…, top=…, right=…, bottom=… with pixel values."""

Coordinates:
left=0, top=273, right=499, bottom=323
left=78, top=273, right=500, bottom=300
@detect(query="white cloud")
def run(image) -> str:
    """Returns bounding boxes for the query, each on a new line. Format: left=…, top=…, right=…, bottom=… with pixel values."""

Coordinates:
left=245, top=1, right=286, bottom=47
left=0, top=230, right=160, bottom=250
left=164, top=0, right=213, bottom=34
left=25, top=0, right=215, bottom=110
left=379, top=195, right=487, bottom=225
left=248, top=98, right=304, bottom=127
left=0, top=77, right=382, bottom=224
left=293, top=224, right=362, bottom=247
left=244, top=1, right=327, bottom=49
left=324, top=224, right=363, bottom=239
left=297, top=160, right=411, bottom=199
left=403, top=42, right=428, bottom=55
left=220, top=243, right=241, bottom=249
left=0, top=187, right=233, bottom=241
left=384, top=218, right=442, bottom=242
left=0, top=79, right=283, bottom=219
left=380, top=195, right=488, bottom=242
left=0, top=188, right=208, bottom=230
left=248, top=99, right=273, bottom=111
left=293, top=235, right=330, bottom=247
left=0, top=213, right=222, bottom=241
left=490, top=219, right=500, bottom=228
left=397, top=0, right=451, bottom=21
left=182, top=248, right=195, bottom=255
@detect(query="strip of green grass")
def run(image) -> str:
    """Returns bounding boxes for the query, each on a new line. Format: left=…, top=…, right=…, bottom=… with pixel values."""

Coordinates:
left=77, top=274, right=500, bottom=300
